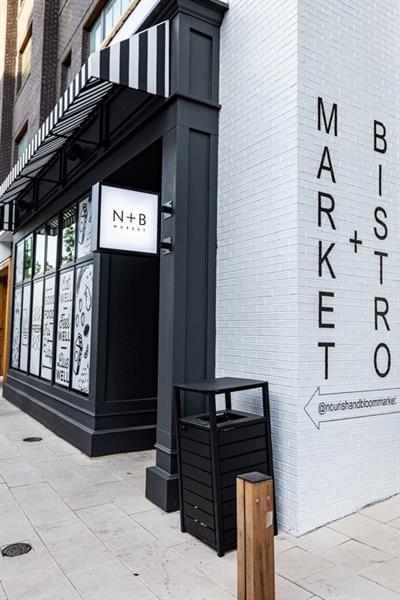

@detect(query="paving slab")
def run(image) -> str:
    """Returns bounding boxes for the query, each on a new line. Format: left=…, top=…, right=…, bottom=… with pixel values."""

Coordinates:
left=329, top=512, right=400, bottom=556
left=11, top=482, right=75, bottom=527
left=1, top=393, right=399, bottom=600
left=198, top=551, right=237, bottom=595
left=323, top=539, right=392, bottom=575
left=275, top=575, right=314, bottom=600
left=0, top=498, right=44, bottom=548
left=68, top=562, right=158, bottom=600
left=129, top=545, right=224, bottom=600
left=361, top=557, right=400, bottom=594
left=275, top=547, right=332, bottom=583
left=76, top=502, right=141, bottom=541
left=1, top=547, right=81, bottom=600
left=0, top=457, right=43, bottom=488
left=361, top=496, right=400, bottom=524
left=298, top=565, right=400, bottom=600
left=94, top=479, right=155, bottom=514
left=132, top=508, right=183, bottom=547
left=63, top=489, right=110, bottom=510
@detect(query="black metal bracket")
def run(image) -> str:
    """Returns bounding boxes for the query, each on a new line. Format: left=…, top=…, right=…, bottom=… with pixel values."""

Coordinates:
left=160, top=237, right=173, bottom=255
left=161, top=201, right=173, bottom=219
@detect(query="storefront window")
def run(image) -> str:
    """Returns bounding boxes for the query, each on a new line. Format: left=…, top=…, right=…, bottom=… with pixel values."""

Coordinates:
left=41, top=276, right=56, bottom=381
left=34, top=226, right=46, bottom=275
left=29, top=279, right=44, bottom=376
left=19, top=284, right=31, bottom=372
left=15, top=241, right=24, bottom=283
left=10, top=197, right=93, bottom=395
left=11, top=287, right=22, bottom=368
left=23, top=235, right=33, bottom=280
left=46, top=217, right=58, bottom=271
left=55, top=269, right=74, bottom=387
left=61, top=206, right=76, bottom=264
left=77, top=197, right=92, bottom=258
left=72, top=264, right=93, bottom=393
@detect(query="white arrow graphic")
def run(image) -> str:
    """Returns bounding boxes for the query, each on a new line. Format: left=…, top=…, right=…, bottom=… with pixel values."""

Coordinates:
left=305, top=387, right=400, bottom=429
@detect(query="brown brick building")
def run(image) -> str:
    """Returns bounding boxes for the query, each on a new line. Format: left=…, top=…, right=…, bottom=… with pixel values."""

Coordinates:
left=0, top=0, right=136, bottom=181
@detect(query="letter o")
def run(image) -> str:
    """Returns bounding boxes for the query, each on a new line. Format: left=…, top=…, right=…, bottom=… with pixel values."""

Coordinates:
left=374, top=343, right=391, bottom=378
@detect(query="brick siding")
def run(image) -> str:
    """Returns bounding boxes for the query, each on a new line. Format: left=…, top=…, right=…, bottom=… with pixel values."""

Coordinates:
left=217, top=0, right=400, bottom=534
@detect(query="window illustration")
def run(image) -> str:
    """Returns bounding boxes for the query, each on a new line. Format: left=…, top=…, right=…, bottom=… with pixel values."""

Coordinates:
left=19, top=284, right=31, bottom=372
left=11, top=287, right=23, bottom=368
left=29, top=279, right=44, bottom=376
left=41, top=275, right=56, bottom=381
left=55, top=270, right=74, bottom=386
left=72, top=264, right=93, bottom=393
left=11, top=199, right=92, bottom=395
left=77, top=197, right=92, bottom=258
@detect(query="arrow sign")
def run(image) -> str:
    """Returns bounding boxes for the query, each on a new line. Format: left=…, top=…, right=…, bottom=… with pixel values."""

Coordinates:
left=305, top=387, right=400, bottom=429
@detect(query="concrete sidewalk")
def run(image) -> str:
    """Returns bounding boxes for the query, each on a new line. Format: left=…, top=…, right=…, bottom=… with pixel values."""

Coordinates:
left=0, top=391, right=399, bottom=600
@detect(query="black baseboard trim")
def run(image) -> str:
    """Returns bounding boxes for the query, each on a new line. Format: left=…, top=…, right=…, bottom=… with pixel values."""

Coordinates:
left=145, top=465, right=179, bottom=512
left=3, top=383, right=156, bottom=456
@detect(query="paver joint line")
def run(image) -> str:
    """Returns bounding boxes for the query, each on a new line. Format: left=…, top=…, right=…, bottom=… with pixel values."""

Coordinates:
left=0, top=393, right=399, bottom=600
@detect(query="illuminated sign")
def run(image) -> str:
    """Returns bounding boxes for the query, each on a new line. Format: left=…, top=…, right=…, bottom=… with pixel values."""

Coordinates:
left=92, top=183, right=159, bottom=255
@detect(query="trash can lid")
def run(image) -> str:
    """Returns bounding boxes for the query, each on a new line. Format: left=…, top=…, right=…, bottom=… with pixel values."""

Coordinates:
left=175, top=377, right=266, bottom=394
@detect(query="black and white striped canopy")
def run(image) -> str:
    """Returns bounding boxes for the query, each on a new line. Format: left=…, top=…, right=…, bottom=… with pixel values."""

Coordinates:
left=0, top=20, right=169, bottom=229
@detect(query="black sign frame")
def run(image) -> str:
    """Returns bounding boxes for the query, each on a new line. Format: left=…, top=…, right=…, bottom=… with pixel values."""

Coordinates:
left=91, top=182, right=162, bottom=258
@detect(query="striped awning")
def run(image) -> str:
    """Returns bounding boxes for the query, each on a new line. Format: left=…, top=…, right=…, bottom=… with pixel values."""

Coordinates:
left=0, top=20, right=169, bottom=228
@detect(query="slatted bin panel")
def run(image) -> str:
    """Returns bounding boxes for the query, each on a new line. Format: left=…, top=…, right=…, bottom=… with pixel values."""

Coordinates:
left=177, top=412, right=271, bottom=554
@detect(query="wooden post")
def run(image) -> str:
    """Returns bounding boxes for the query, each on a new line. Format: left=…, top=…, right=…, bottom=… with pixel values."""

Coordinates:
left=237, top=472, right=275, bottom=600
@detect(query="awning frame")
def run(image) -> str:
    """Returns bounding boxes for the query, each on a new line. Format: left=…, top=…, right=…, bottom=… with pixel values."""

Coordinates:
left=0, top=20, right=170, bottom=231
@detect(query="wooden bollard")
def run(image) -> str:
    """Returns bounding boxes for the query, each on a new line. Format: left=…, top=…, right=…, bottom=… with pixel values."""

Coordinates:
left=237, top=472, right=275, bottom=600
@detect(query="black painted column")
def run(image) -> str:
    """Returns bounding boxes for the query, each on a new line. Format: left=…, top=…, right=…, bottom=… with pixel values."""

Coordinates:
left=145, top=0, right=227, bottom=511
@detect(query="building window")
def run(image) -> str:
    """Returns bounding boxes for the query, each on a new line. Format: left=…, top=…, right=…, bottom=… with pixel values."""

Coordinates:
left=11, top=196, right=93, bottom=394
left=17, top=26, right=32, bottom=92
left=15, top=124, right=28, bottom=159
left=89, top=0, right=130, bottom=53
left=61, top=52, right=72, bottom=92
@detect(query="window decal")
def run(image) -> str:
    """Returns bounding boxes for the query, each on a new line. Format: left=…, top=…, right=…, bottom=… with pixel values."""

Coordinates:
left=19, top=284, right=31, bottom=372
left=41, top=275, right=56, bottom=381
left=72, top=264, right=93, bottom=393
left=29, top=279, right=44, bottom=376
left=11, top=287, right=23, bottom=368
left=55, top=270, right=74, bottom=386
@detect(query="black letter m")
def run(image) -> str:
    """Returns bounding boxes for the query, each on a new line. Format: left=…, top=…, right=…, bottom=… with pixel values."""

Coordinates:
left=318, top=97, right=338, bottom=136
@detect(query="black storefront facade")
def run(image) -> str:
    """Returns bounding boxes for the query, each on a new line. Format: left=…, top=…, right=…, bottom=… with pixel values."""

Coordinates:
left=1, top=0, right=228, bottom=512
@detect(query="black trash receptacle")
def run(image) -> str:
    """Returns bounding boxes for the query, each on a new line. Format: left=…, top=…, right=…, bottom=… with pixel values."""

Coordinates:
left=175, top=377, right=276, bottom=557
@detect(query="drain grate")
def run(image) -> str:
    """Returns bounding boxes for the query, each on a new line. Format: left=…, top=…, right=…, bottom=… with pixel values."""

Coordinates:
left=1, top=543, right=32, bottom=557
left=22, top=437, right=42, bottom=443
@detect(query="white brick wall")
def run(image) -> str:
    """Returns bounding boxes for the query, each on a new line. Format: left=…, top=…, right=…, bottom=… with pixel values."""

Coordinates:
left=217, top=0, right=400, bottom=535
left=217, top=0, right=299, bottom=532
left=297, top=0, right=399, bottom=534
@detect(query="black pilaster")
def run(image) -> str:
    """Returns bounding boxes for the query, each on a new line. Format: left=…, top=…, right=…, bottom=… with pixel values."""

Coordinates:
left=145, top=0, right=227, bottom=512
